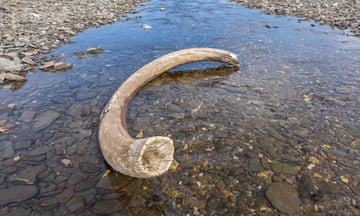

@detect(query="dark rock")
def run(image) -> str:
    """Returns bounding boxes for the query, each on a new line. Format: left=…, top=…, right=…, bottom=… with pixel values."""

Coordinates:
left=19, top=110, right=36, bottom=122
left=248, top=157, right=264, bottom=172
left=2, top=146, right=15, bottom=159
left=25, top=146, right=51, bottom=157
left=265, top=182, right=301, bottom=215
left=0, top=185, right=38, bottom=205
left=79, top=162, right=99, bottom=173
left=76, top=89, right=97, bottom=101
left=271, top=162, right=301, bottom=175
left=7, top=207, right=32, bottom=216
left=0, top=140, right=12, bottom=151
left=68, top=172, right=86, bottom=186
left=9, top=164, right=46, bottom=184
left=68, top=104, right=83, bottom=117
left=57, top=188, right=75, bottom=203
left=93, top=199, right=123, bottom=214
left=74, top=178, right=94, bottom=192
left=33, top=110, right=60, bottom=132
left=66, top=196, right=84, bottom=212
left=14, top=140, right=31, bottom=150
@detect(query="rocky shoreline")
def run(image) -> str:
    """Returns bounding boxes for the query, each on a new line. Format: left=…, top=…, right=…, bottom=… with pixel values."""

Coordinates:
left=232, top=0, right=360, bottom=34
left=0, top=0, right=144, bottom=83
left=1, top=0, right=360, bottom=84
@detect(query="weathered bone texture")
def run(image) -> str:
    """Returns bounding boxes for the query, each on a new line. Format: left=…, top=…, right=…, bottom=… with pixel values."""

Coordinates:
left=99, top=48, right=239, bottom=178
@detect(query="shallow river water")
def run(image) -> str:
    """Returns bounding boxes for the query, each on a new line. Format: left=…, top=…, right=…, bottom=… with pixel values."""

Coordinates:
left=1, top=0, right=360, bottom=215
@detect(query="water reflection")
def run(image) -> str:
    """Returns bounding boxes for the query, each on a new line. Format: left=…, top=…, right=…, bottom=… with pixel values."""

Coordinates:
left=0, top=0, right=360, bottom=215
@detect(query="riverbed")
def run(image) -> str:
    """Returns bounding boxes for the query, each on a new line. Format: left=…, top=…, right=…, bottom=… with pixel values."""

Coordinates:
left=1, top=0, right=360, bottom=215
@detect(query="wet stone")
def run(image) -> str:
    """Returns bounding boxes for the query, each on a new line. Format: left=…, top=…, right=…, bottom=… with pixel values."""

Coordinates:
left=0, top=185, right=38, bottom=205
left=25, top=146, right=51, bottom=157
left=6, top=207, right=32, bottom=216
left=248, top=157, right=264, bottom=172
left=74, top=178, right=94, bottom=192
left=68, top=172, right=86, bottom=186
left=33, top=110, right=61, bottom=132
left=9, top=164, right=46, bottom=184
left=68, top=104, right=83, bottom=117
left=19, top=110, right=36, bottom=122
left=93, top=199, right=124, bottom=215
left=57, top=188, right=75, bottom=203
left=317, top=180, right=342, bottom=194
left=271, top=162, right=301, bottom=175
left=76, top=89, right=97, bottom=101
left=40, top=197, right=58, bottom=207
left=265, top=182, right=301, bottom=215
left=79, top=162, right=99, bottom=173
left=14, top=140, right=31, bottom=150
left=2, top=146, right=15, bottom=159
left=66, top=196, right=84, bottom=212
left=0, top=140, right=12, bottom=151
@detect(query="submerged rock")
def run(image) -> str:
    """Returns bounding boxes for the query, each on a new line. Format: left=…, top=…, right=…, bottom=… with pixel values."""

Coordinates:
left=265, top=182, right=301, bottom=215
left=33, top=110, right=60, bottom=132
left=0, top=185, right=38, bottom=205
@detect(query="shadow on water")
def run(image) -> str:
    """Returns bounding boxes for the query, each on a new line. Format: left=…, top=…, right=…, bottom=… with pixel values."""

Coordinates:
left=0, top=0, right=360, bottom=215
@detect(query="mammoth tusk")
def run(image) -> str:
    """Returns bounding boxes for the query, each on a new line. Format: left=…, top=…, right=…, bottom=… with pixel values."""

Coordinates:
left=98, top=48, right=239, bottom=178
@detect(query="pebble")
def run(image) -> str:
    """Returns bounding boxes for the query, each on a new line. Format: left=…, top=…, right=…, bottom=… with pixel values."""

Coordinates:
left=265, top=182, right=301, bottom=215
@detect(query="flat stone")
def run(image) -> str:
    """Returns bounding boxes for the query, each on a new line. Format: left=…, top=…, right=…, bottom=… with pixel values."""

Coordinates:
left=7, top=207, right=32, bottom=216
left=0, top=140, right=12, bottom=151
left=0, top=57, right=25, bottom=72
left=68, top=172, right=86, bottom=186
left=14, top=140, right=31, bottom=150
left=19, top=110, right=36, bottom=122
left=9, top=164, right=46, bottom=184
left=3, top=146, right=15, bottom=159
left=76, top=89, right=97, bottom=101
left=25, top=146, right=51, bottom=157
left=271, top=162, right=301, bottom=175
left=0, top=185, right=38, bottom=205
left=265, top=182, right=301, bottom=215
left=54, top=61, right=72, bottom=71
left=33, top=110, right=60, bottom=132
left=57, top=188, right=74, bottom=203
left=66, top=196, right=84, bottom=212
left=248, top=157, right=264, bottom=172
left=68, top=104, right=83, bottom=117
left=93, top=199, right=123, bottom=214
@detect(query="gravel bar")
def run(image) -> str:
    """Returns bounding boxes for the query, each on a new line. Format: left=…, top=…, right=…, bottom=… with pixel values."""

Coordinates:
left=0, top=0, right=144, bottom=82
left=231, top=0, right=360, bottom=34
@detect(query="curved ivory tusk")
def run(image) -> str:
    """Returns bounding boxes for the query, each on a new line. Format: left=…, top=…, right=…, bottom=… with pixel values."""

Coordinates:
left=98, top=48, right=239, bottom=178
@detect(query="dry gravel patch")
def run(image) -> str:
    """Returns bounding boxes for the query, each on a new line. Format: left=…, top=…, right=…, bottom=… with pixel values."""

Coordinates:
left=232, top=0, right=360, bottom=33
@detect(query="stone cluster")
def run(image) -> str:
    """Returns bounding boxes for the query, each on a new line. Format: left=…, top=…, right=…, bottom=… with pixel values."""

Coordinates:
left=0, top=0, right=144, bottom=82
left=232, top=0, right=360, bottom=34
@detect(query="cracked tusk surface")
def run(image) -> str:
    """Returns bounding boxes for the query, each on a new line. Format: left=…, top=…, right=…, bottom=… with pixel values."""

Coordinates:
left=98, top=48, right=239, bottom=178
